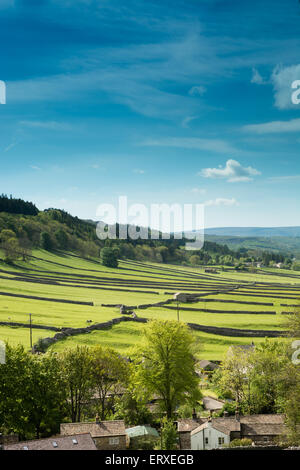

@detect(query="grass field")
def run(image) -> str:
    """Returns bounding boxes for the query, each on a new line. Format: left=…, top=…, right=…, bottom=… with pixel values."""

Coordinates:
left=0, top=249, right=299, bottom=360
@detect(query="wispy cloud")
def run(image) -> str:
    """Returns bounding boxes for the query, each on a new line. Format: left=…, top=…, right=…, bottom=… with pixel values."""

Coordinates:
left=141, top=137, right=238, bottom=154
left=190, top=188, right=206, bottom=195
left=133, top=168, right=145, bottom=174
left=20, top=120, right=71, bottom=131
left=4, top=142, right=17, bottom=152
left=204, top=198, right=238, bottom=207
left=251, top=68, right=267, bottom=85
left=182, top=116, right=197, bottom=128
left=199, top=159, right=260, bottom=183
left=268, top=174, right=300, bottom=182
left=30, top=165, right=41, bottom=171
left=243, top=118, right=300, bottom=134
left=90, top=164, right=101, bottom=169
left=188, top=85, right=206, bottom=96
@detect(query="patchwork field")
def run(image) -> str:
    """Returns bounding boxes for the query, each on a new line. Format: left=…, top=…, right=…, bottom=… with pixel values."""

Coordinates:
left=0, top=249, right=299, bottom=360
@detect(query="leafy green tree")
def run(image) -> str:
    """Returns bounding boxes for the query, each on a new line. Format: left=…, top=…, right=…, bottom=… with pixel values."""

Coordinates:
left=216, top=346, right=253, bottom=410
left=18, top=236, right=32, bottom=261
left=0, top=229, right=19, bottom=262
left=132, top=320, right=201, bottom=418
left=60, top=346, right=94, bottom=422
left=40, top=231, right=54, bottom=251
left=0, top=345, right=66, bottom=439
left=55, top=228, right=69, bottom=250
left=249, top=340, right=289, bottom=414
left=90, top=345, right=129, bottom=420
left=24, top=353, right=67, bottom=438
left=100, top=247, right=118, bottom=268
left=189, top=255, right=201, bottom=266
left=160, top=418, right=178, bottom=450
left=114, top=391, right=153, bottom=426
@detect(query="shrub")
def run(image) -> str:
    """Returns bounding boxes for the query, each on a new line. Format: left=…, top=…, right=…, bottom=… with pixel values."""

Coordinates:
left=228, top=438, right=252, bottom=448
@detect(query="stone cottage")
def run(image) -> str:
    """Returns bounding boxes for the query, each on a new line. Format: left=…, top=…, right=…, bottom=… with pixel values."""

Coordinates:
left=60, top=419, right=127, bottom=450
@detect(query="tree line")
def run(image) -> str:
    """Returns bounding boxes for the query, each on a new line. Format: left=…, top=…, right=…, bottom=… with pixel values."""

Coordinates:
left=0, top=196, right=296, bottom=268
left=0, top=194, right=38, bottom=216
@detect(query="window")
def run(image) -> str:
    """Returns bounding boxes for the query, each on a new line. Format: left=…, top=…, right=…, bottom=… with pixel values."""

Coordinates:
left=109, top=437, right=119, bottom=445
left=72, top=439, right=78, bottom=445
left=218, top=437, right=225, bottom=445
left=52, top=441, right=58, bottom=448
left=205, top=437, right=209, bottom=444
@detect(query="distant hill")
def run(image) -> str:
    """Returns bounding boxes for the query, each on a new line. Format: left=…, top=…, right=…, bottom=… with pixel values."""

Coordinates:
left=205, top=226, right=300, bottom=237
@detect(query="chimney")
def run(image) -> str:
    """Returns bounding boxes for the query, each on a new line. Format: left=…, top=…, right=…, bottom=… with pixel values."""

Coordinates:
left=95, top=413, right=100, bottom=424
left=235, top=410, right=240, bottom=421
left=192, top=408, right=197, bottom=420
left=223, top=410, right=229, bottom=418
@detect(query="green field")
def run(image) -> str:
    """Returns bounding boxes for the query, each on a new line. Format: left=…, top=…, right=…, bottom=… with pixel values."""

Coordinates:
left=0, top=249, right=299, bottom=360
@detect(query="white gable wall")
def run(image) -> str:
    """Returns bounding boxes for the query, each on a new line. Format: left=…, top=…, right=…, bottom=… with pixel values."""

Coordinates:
left=191, top=424, right=230, bottom=450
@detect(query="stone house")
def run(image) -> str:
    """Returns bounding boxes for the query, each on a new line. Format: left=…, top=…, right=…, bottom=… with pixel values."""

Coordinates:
left=3, top=433, right=97, bottom=451
left=190, top=414, right=285, bottom=450
left=177, top=418, right=208, bottom=450
left=60, top=419, right=127, bottom=450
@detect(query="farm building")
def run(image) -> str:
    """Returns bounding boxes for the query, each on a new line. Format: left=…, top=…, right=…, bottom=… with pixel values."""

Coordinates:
left=60, top=419, right=127, bottom=450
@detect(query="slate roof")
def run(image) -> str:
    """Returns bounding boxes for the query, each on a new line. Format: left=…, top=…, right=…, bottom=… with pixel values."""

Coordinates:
left=202, top=396, right=225, bottom=411
left=191, top=414, right=286, bottom=438
left=240, top=414, right=285, bottom=436
left=4, top=433, right=97, bottom=451
left=199, top=360, right=219, bottom=370
left=60, top=420, right=126, bottom=438
left=177, top=418, right=207, bottom=433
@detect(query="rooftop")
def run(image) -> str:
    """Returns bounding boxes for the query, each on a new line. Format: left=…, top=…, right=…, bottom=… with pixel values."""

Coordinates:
left=191, top=414, right=286, bottom=437
left=177, top=418, right=207, bottom=433
left=4, top=433, right=97, bottom=451
left=60, top=420, right=126, bottom=438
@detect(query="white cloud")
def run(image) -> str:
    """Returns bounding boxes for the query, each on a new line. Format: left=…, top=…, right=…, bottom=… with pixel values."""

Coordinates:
left=133, top=169, right=145, bottom=174
left=191, top=188, right=206, bottom=194
left=204, top=198, right=238, bottom=207
left=243, top=118, right=300, bottom=134
left=30, top=165, right=41, bottom=171
left=271, top=63, right=300, bottom=109
left=251, top=68, right=266, bottom=85
left=20, top=120, right=71, bottom=131
left=267, top=174, right=300, bottom=182
left=199, top=159, right=260, bottom=183
left=189, top=85, right=206, bottom=96
left=141, top=137, right=237, bottom=154
left=182, top=115, right=197, bottom=128
left=4, top=142, right=17, bottom=152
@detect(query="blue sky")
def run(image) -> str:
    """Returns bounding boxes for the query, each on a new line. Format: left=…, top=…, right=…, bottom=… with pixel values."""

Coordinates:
left=1, top=0, right=300, bottom=228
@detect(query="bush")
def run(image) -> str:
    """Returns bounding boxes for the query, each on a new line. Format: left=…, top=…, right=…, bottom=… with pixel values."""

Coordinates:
left=228, top=438, right=252, bottom=448
left=100, top=247, right=118, bottom=268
